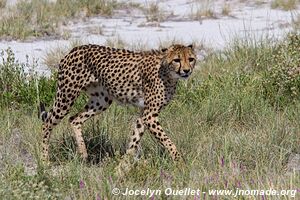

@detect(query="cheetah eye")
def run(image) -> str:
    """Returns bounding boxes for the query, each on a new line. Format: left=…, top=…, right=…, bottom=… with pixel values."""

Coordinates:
left=189, top=58, right=195, bottom=62
left=173, top=58, right=181, bottom=63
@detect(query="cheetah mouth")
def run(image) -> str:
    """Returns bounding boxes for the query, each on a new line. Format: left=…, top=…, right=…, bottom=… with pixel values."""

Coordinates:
left=178, top=73, right=191, bottom=79
left=180, top=74, right=190, bottom=78
left=173, top=71, right=191, bottom=79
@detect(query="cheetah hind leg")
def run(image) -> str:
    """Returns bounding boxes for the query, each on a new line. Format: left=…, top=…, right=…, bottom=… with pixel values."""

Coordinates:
left=68, top=90, right=113, bottom=162
left=40, top=89, right=80, bottom=164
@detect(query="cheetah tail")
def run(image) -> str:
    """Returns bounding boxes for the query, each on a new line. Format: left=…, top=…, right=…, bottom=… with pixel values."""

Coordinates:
left=38, top=102, right=48, bottom=122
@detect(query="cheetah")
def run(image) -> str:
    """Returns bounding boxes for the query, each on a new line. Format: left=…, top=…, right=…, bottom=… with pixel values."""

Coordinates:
left=40, top=44, right=197, bottom=163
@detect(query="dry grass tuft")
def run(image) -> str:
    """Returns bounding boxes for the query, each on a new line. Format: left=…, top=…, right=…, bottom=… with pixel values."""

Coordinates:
left=190, top=0, right=217, bottom=20
left=221, top=3, right=231, bottom=16
left=0, top=0, right=6, bottom=9
left=42, top=40, right=84, bottom=70
left=143, top=2, right=167, bottom=22
left=292, top=14, right=300, bottom=30
left=105, top=35, right=127, bottom=49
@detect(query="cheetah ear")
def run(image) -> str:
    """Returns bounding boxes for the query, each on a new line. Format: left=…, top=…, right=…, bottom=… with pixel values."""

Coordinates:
left=188, top=44, right=193, bottom=49
left=161, top=47, right=168, bottom=53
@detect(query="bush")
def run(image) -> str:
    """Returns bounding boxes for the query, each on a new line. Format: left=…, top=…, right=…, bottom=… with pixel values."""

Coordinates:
left=0, top=48, right=56, bottom=109
left=261, top=33, right=300, bottom=106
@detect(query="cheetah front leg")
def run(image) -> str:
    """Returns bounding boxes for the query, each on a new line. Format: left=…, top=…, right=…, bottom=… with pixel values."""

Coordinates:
left=115, top=117, right=145, bottom=178
left=143, top=112, right=182, bottom=161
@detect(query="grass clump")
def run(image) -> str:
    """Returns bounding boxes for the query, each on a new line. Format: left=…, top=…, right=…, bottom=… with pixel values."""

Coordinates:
left=78, top=0, right=121, bottom=17
left=190, top=0, right=217, bottom=20
left=142, top=2, right=166, bottom=22
left=271, top=0, right=298, bottom=10
left=221, top=3, right=231, bottom=16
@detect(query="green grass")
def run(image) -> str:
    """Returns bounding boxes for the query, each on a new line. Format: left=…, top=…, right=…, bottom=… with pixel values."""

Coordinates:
left=0, top=33, right=300, bottom=199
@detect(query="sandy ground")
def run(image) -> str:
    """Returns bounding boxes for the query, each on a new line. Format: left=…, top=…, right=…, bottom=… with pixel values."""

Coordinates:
left=0, top=0, right=299, bottom=75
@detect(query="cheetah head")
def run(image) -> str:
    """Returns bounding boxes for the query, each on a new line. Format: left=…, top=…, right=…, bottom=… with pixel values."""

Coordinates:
left=162, top=44, right=197, bottom=79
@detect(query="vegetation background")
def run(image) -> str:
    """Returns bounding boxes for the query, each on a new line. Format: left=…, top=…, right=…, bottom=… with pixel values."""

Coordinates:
left=0, top=0, right=299, bottom=199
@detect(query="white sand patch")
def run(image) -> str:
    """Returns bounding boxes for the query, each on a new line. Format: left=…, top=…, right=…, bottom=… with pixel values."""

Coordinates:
left=0, top=0, right=298, bottom=75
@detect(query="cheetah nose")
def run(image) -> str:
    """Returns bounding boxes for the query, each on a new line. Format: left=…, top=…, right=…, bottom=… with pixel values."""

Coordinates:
left=183, top=69, right=190, bottom=73
left=179, top=69, right=192, bottom=78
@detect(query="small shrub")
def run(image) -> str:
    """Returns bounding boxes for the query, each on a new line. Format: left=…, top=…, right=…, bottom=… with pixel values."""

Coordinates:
left=261, top=33, right=300, bottom=106
left=0, top=48, right=56, bottom=108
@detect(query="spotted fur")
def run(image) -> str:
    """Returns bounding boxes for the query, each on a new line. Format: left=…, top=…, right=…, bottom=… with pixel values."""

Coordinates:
left=40, top=44, right=197, bottom=162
